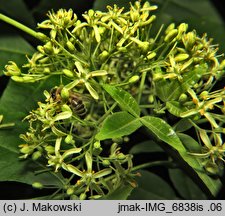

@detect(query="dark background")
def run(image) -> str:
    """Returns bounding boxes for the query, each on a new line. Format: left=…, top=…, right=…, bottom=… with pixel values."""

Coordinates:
left=0, top=0, right=225, bottom=199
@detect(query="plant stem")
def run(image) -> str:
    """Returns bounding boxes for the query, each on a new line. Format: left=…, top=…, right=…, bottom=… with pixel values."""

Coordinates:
left=97, top=102, right=117, bottom=124
left=0, top=13, right=47, bottom=42
left=137, top=71, right=147, bottom=104
left=131, top=160, right=174, bottom=172
left=0, top=123, right=15, bottom=128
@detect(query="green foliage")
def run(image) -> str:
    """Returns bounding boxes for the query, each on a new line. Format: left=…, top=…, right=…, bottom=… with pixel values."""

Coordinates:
left=103, top=84, right=140, bottom=117
left=140, top=116, right=185, bottom=152
left=0, top=80, right=62, bottom=187
left=129, top=170, right=177, bottom=199
left=0, top=36, right=35, bottom=74
left=155, top=65, right=206, bottom=103
left=169, top=168, right=207, bottom=199
left=100, top=184, right=134, bottom=200
left=129, top=140, right=164, bottom=154
left=0, top=0, right=35, bottom=27
left=0, top=0, right=225, bottom=200
left=151, top=0, right=225, bottom=52
left=96, top=111, right=142, bottom=140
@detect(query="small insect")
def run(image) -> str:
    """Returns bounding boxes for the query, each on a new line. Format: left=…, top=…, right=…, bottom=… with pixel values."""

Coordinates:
left=50, top=86, right=87, bottom=119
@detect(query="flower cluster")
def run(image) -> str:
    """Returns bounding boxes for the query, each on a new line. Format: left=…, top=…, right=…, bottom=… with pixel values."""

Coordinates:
left=18, top=87, right=135, bottom=199
left=3, top=1, right=225, bottom=197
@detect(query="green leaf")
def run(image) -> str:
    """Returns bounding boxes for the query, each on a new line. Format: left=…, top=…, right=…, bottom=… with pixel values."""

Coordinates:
left=100, top=183, right=134, bottom=200
left=0, top=0, right=35, bottom=27
left=152, top=0, right=225, bottom=52
left=0, top=122, right=62, bottom=187
left=177, top=133, right=201, bottom=152
left=96, top=111, right=142, bottom=140
left=129, top=140, right=164, bottom=154
left=0, top=78, right=60, bottom=185
left=103, top=84, right=140, bottom=117
left=0, top=36, right=35, bottom=74
left=0, top=148, right=63, bottom=187
left=177, top=133, right=222, bottom=196
left=169, top=168, right=207, bottom=199
left=129, top=170, right=177, bottom=199
left=155, top=65, right=206, bottom=102
left=173, top=118, right=193, bottom=133
left=141, top=116, right=222, bottom=196
left=141, top=116, right=186, bottom=152
left=166, top=101, right=188, bottom=117
left=179, top=152, right=222, bottom=196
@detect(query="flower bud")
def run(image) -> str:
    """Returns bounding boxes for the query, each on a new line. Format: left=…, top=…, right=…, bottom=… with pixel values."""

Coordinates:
left=45, top=145, right=55, bottom=154
left=70, top=194, right=79, bottom=200
left=66, top=41, right=75, bottom=51
left=117, top=47, right=127, bottom=52
left=139, top=41, right=149, bottom=52
left=174, top=53, right=189, bottom=62
left=177, top=23, right=188, bottom=39
left=12, top=76, right=35, bottom=83
left=66, top=187, right=75, bottom=195
left=37, top=45, right=45, bottom=54
left=148, top=95, right=154, bottom=103
left=178, top=93, right=188, bottom=103
left=38, top=56, right=49, bottom=64
left=63, top=69, right=74, bottom=78
left=117, top=153, right=126, bottom=160
left=44, top=67, right=50, bottom=74
left=147, top=51, right=156, bottom=60
left=123, top=136, right=130, bottom=142
left=141, top=15, right=156, bottom=26
left=165, top=23, right=175, bottom=35
left=20, top=145, right=34, bottom=154
left=199, top=91, right=209, bottom=100
left=93, top=141, right=103, bottom=156
left=164, top=29, right=178, bottom=42
left=88, top=9, right=95, bottom=16
left=102, top=160, right=110, bottom=167
left=50, top=29, right=57, bottom=40
left=32, top=151, right=42, bottom=160
left=183, top=31, right=196, bottom=49
left=61, top=87, right=70, bottom=100
left=4, top=61, right=21, bottom=76
left=152, top=72, right=163, bottom=81
left=178, top=23, right=188, bottom=33
left=43, top=41, right=53, bottom=54
left=130, top=10, right=140, bottom=22
left=128, top=75, right=140, bottom=83
left=79, top=193, right=87, bottom=200
left=32, top=182, right=44, bottom=189
left=130, top=37, right=149, bottom=52
left=65, top=134, right=75, bottom=144
left=93, top=141, right=101, bottom=149
left=99, top=50, right=109, bottom=61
